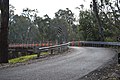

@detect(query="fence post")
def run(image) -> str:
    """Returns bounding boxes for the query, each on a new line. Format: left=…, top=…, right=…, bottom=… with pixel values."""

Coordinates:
left=78, top=41, right=80, bottom=47
left=37, top=50, right=41, bottom=58
left=72, top=41, right=74, bottom=46
left=34, top=46, right=40, bottom=58
left=51, top=49, right=54, bottom=55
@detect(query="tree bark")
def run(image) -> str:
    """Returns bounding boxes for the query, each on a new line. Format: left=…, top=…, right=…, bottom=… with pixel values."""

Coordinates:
left=93, top=0, right=104, bottom=41
left=0, top=0, right=9, bottom=63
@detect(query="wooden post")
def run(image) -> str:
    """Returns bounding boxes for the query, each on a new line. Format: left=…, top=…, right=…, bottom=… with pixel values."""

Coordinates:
left=37, top=51, right=41, bottom=58
left=78, top=41, right=80, bottom=47
left=51, top=49, right=54, bottom=55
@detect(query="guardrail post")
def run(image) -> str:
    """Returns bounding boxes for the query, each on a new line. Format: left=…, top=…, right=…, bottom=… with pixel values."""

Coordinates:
left=58, top=47, right=61, bottom=53
left=37, top=51, right=41, bottom=58
left=34, top=46, right=40, bottom=58
left=61, top=46, right=64, bottom=52
left=78, top=41, right=80, bottom=47
left=51, top=49, right=53, bottom=54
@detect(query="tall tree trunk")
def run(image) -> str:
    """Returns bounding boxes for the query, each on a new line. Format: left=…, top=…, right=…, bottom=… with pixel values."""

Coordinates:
left=0, top=0, right=9, bottom=63
left=93, top=0, right=104, bottom=41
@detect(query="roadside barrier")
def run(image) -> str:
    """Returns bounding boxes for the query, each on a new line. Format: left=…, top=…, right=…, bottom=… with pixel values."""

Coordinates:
left=8, top=41, right=120, bottom=60
left=8, top=42, right=69, bottom=59
left=69, top=41, right=120, bottom=47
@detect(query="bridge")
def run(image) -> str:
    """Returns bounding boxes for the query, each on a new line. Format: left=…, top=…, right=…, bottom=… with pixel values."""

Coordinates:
left=8, top=41, right=120, bottom=58
left=0, top=41, right=120, bottom=80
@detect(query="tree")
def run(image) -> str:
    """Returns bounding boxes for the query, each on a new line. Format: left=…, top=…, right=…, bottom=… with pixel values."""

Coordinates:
left=79, top=10, right=100, bottom=41
left=99, top=0, right=120, bottom=41
left=51, top=18, right=69, bottom=43
left=0, top=0, right=9, bottom=63
left=92, top=0, right=104, bottom=41
left=93, top=0, right=120, bottom=41
left=34, top=14, right=55, bottom=42
left=55, top=8, right=76, bottom=41
left=9, top=8, right=39, bottom=44
left=22, top=8, right=38, bottom=43
left=9, top=15, right=32, bottom=43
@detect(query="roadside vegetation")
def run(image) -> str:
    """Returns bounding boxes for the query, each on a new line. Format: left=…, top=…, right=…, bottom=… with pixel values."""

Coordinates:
left=9, top=54, right=37, bottom=64
left=9, top=52, right=49, bottom=64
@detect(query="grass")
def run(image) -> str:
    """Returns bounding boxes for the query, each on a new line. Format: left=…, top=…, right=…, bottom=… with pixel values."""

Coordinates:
left=40, top=52, right=49, bottom=56
left=9, top=54, right=37, bottom=64
left=9, top=52, right=49, bottom=64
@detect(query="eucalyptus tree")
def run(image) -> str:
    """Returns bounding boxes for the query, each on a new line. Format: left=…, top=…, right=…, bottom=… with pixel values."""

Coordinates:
left=77, top=0, right=120, bottom=41
left=34, top=14, right=55, bottom=42
left=51, top=18, right=69, bottom=43
left=91, top=0, right=120, bottom=41
left=54, top=8, right=76, bottom=41
left=91, top=0, right=105, bottom=41
left=9, top=15, right=32, bottom=43
left=55, top=8, right=75, bottom=25
left=21, top=8, right=38, bottom=43
left=99, top=0, right=120, bottom=41
left=8, top=7, right=39, bottom=44
left=78, top=10, right=100, bottom=41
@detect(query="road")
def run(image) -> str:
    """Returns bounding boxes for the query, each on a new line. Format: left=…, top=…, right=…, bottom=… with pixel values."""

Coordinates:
left=0, top=47, right=116, bottom=80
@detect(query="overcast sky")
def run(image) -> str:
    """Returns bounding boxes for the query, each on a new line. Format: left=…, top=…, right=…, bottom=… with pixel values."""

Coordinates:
left=10, top=0, right=92, bottom=18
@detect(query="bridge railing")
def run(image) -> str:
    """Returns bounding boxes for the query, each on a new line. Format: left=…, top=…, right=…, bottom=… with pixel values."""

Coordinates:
left=36, top=43, right=69, bottom=57
left=8, top=43, right=69, bottom=59
left=8, top=41, right=120, bottom=59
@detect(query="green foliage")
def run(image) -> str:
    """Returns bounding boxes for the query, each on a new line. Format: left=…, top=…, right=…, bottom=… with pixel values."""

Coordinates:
left=40, top=52, right=49, bottom=56
left=105, top=37, right=114, bottom=42
left=77, top=0, right=120, bottom=41
left=54, top=8, right=76, bottom=41
left=8, top=2, right=120, bottom=44
left=9, top=54, right=37, bottom=64
left=34, top=14, right=55, bottom=41
left=9, top=8, right=39, bottom=43
left=9, top=52, right=49, bottom=64
left=78, top=10, right=100, bottom=41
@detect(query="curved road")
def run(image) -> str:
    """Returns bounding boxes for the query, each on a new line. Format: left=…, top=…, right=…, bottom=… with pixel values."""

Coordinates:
left=0, top=47, right=116, bottom=80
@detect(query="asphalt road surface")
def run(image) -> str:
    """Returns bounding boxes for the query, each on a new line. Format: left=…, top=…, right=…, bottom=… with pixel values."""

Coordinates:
left=0, top=47, right=116, bottom=80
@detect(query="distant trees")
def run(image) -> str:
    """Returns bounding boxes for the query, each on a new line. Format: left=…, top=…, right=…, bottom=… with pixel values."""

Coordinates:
left=54, top=8, right=76, bottom=41
left=79, top=10, right=99, bottom=41
left=8, top=8, right=76, bottom=44
left=9, top=8, right=39, bottom=44
left=8, top=1, right=120, bottom=45
left=0, top=0, right=9, bottom=63
left=34, top=14, right=54, bottom=42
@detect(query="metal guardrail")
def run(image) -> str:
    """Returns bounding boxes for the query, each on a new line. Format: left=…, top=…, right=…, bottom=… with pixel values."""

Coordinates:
left=8, top=41, right=120, bottom=59
left=69, top=41, right=120, bottom=47
left=9, top=43, right=70, bottom=58
left=35, top=43, right=69, bottom=57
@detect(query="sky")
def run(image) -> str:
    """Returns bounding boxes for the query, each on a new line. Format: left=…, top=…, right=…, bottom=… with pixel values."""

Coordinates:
left=10, top=0, right=92, bottom=18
